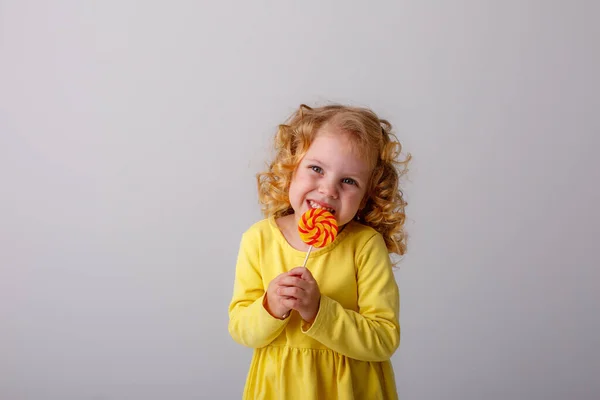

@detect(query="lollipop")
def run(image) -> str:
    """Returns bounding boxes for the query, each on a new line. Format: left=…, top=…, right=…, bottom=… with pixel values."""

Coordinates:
left=298, top=208, right=338, bottom=268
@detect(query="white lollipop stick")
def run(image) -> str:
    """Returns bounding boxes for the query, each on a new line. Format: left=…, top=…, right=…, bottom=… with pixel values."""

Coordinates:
left=301, top=245, right=313, bottom=268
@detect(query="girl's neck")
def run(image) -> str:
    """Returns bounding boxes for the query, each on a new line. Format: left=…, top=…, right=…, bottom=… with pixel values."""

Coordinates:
left=275, top=214, right=310, bottom=251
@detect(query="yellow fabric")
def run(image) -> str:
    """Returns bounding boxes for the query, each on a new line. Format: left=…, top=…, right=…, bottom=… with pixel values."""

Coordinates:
left=229, top=217, right=400, bottom=399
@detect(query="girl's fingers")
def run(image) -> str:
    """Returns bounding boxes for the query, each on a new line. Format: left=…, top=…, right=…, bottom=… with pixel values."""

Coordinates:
left=287, top=267, right=306, bottom=277
left=288, top=267, right=316, bottom=283
left=281, top=297, right=296, bottom=309
left=277, top=286, right=304, bottom=298
left=274, top=271, right=291, bottom=283
left=278, top=275, right=310, bottom=290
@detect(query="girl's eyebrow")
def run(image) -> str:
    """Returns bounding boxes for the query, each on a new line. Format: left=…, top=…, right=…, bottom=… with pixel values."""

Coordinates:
left=304, top=157, right=328, bottom=168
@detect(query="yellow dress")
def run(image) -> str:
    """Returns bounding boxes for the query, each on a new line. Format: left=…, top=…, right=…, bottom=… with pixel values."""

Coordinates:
left=228, top=217, right=400, bottom=399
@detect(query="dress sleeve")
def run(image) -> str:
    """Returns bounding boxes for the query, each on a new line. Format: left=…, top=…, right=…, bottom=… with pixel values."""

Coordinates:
left=302, top=233, right=400, bottom=362
left=228, top=231, right=289, bottom=348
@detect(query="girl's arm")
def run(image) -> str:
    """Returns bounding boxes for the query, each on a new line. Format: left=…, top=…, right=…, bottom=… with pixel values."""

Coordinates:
left=228, top=232, right=289, bottom=348
left=301, top=233, right=400, bottom=362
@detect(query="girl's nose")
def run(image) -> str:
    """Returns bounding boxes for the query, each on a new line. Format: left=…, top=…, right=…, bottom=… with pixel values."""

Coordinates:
left=318, top=180, right=339, bottom=199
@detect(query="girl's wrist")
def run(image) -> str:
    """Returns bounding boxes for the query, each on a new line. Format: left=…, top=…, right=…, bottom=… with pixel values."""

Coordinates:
left=303, top=299, right=321, bottom=323
left=263, top=295, right=278, bottom=318
left=263, top=295, right=290, bottom=320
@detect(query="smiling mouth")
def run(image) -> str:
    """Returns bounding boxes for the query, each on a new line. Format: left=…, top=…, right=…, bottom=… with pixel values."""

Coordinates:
left=307, top=200, right=335, bottom=214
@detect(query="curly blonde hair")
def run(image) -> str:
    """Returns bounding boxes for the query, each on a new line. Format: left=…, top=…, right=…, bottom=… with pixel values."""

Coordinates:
left=257, top=104, right=411, bottom=256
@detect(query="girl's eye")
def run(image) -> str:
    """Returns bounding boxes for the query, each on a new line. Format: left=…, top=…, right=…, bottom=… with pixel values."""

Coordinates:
left=342, top=178, right=357, bottom=186
left=310, top=166, right=323, bottom=174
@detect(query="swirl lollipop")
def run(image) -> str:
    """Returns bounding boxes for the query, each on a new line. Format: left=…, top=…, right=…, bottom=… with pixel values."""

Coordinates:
left=298, top=208, right=338, bottom=268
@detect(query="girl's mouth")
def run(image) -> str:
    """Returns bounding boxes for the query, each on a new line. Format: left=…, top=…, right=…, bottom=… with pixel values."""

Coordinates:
left=307, top=200, right=335, bottom=215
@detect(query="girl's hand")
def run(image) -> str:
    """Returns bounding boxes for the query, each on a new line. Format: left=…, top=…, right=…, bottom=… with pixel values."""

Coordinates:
left=265, top=272, right=295, bottom=319
left=279, top=267, right=321, bottom=323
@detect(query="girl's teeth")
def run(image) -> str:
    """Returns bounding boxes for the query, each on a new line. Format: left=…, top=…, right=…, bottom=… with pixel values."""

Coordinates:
left=309, top=201, right=334, bottom=213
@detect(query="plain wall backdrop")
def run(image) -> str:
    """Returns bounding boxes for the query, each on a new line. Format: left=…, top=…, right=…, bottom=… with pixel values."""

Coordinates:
left=1, top=1, right=599, bottom=399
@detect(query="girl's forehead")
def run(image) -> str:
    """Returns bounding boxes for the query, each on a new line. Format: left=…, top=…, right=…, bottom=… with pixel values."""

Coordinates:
left=310, top=125, right=377, bottom=168
left=309, top=129, right=356, bottom=156
left=305, top=130, right=374, bottom=176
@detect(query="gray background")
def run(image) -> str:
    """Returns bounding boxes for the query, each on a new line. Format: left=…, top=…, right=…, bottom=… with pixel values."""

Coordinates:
left=1, top=1, right=599, bottom=399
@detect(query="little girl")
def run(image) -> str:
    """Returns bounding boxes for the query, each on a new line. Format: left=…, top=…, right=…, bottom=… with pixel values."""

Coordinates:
left=228, top=104, right=410, bottom=399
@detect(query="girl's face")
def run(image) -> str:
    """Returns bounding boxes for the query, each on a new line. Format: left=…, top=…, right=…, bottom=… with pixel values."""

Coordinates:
left=288, top=125, right=373, bottom=227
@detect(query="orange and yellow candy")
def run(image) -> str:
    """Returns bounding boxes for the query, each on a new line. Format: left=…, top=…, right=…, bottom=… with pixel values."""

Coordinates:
left=298, top=208, right=338, bottom=248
